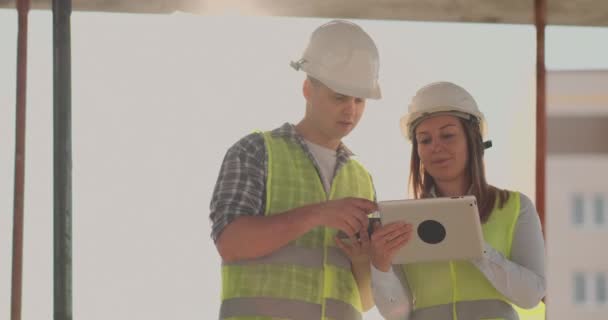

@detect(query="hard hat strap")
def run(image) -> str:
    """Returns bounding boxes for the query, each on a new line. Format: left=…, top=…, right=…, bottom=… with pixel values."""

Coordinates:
left=483, top=140, right=493, bottom=150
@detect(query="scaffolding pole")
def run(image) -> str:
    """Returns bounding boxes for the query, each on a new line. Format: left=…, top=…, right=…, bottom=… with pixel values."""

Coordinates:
left=52, top=0, right=73, bottom=319
left=11, top=0, right=30, bottom=319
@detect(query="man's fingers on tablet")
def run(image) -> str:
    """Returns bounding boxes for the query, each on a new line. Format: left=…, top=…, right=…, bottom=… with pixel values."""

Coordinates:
left=346, top=216, right=362, bottom=234
left=351, top=210, right=368, bottom=229
left=359, top=229, right=370, bottom=244
left=354, top=198, right=377, bottom=213
left=340, top=222, right=356, bottom=237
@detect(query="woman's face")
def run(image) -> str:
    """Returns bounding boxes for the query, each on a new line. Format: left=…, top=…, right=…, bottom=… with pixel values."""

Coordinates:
left=414, top=114, right=469, bottom=183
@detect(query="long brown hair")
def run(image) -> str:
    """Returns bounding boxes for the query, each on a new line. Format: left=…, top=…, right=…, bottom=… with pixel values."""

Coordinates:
left=409, top=117, right=509, bottom=223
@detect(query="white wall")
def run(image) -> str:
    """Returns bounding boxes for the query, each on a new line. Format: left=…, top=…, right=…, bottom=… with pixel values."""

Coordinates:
left=0, top=11, right=537, bottom=320
left=546, top=156, right=608, bottom=320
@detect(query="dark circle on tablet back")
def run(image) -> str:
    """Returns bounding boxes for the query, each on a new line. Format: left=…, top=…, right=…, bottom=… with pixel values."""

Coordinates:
left=418, top=220, right=446, bottom=244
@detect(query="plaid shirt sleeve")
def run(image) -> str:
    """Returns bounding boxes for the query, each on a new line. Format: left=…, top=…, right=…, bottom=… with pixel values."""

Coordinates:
left=209, top=132, right=267, bottom=242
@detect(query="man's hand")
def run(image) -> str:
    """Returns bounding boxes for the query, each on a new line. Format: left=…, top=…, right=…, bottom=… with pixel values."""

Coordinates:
left=316, top=197, right=377, bottom=236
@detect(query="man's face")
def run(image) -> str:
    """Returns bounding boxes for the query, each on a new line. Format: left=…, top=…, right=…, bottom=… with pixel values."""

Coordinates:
left=303, top=79, right=367, bottom=141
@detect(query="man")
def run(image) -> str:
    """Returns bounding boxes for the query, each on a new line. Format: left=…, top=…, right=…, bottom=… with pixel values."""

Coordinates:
left=210, top=20, right=381, bottom=320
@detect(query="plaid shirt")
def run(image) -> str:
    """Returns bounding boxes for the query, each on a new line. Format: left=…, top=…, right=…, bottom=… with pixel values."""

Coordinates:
left=209, top=122, right=365, bottom=242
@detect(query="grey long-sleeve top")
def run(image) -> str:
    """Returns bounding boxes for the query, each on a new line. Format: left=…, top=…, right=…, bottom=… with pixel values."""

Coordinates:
left=371, top=192, right=546, bottom=320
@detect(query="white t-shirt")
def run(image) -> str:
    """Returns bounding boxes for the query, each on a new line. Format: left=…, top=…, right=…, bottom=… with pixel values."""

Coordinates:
left=303, top=139, right=337, bottom=195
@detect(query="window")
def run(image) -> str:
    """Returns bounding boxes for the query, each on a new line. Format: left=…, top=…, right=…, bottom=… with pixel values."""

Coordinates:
left=595, top=194, right=605, bottom=226
left=574, top=272, right=586, bottom=304
left=597, top=273, right=607, bottom=304
left=573, top=272, right=608, bottom=306
left=572, top=193, right=585, bottom=226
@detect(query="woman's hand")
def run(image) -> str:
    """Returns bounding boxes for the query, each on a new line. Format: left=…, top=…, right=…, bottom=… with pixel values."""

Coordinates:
left=335, top=229, right=375, bottom=311
left=370, top=221, right=413, bottom=272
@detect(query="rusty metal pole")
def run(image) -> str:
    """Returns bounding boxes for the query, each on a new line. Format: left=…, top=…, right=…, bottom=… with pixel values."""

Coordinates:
left=11, top=0, right=30, bottom=319
left=535, top=0, right=547, bottom=235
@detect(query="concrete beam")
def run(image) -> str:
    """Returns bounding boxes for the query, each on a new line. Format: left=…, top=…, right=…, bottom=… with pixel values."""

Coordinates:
left=0, top=0, right=607, bottom=26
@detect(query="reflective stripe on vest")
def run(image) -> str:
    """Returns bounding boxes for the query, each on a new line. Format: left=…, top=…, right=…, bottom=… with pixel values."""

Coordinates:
left=223, top=244, right=351, bottom=270
left=220, top=297, right=361, bottom=320
left=409, top=299, right=518, bottom=320
left=219, top=131, right=374, bottom=320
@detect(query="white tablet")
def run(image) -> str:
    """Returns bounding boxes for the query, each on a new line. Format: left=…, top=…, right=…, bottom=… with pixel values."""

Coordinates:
left=378, top=196, right=484, bottom=264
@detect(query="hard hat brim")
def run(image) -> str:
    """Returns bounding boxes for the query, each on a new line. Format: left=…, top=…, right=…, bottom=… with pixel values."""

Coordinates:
left=321, top=76, right=382, bottom=100
left=298, top=65, right=382, bottom=100
left=401, top=109, right=486, bottom=140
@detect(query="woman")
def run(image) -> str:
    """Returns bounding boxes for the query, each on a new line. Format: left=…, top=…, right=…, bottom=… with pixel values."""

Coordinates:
left=369, top=82, right=546, bottom=320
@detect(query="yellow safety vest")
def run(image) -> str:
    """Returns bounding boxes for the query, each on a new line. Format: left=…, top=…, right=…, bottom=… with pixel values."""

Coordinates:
left=400, top=192, right=545, bottom=320
left=220, top=131, right=375, bottom=320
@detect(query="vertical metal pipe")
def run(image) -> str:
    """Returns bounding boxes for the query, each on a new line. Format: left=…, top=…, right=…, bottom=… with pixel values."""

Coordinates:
left=52, top=0, right=73, bottom=319
left=11, top=0, right=30, bottom=319
left=535, top=0, right=547, bottom=235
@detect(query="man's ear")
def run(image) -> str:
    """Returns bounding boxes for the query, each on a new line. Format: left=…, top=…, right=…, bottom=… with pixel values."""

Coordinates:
left=303, top=78, right=312, bottom=101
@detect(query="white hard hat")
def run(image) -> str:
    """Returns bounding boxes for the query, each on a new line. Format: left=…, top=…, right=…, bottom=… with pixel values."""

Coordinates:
left=400, top=82, right=487, bottom=140
left=290, top=20, right=381, bottom=100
